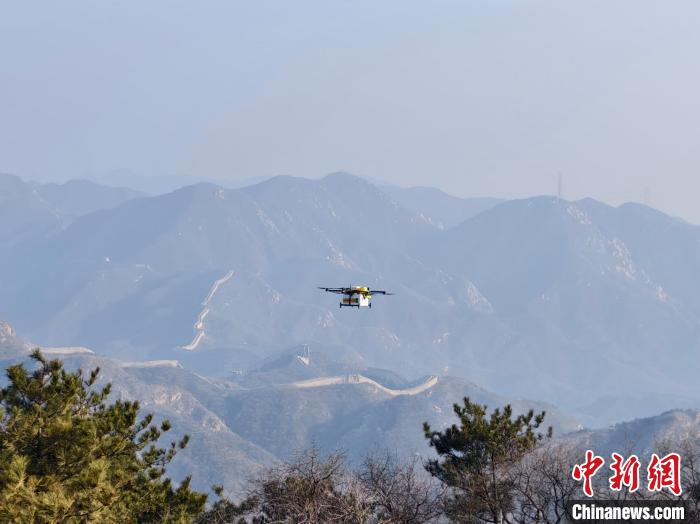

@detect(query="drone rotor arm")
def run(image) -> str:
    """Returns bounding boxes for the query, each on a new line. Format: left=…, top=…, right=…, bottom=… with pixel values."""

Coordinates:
left=318, top=287, right=347, bottom=294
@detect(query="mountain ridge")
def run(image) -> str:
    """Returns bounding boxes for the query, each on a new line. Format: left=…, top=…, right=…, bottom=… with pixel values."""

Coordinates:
left=0, top=319, right=581, bottom=495
left=2, top=173, right=699, bottom=425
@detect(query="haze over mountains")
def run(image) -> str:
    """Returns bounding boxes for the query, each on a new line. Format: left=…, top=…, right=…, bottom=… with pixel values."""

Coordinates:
left=2, top=171, right=699, bottom=430
left=0, top=173, right=143, bottom=248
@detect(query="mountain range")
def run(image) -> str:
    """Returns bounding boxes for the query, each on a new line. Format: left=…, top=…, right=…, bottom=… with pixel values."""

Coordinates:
left=0, top=319, right=580, bottom=495
left=1, top=171, right=699, bottom=427
left=4, top=316, right=697, bottom=497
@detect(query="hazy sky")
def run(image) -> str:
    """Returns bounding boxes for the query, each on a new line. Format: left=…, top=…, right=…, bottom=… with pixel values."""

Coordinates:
left=2, top=2, right=700, bottom=221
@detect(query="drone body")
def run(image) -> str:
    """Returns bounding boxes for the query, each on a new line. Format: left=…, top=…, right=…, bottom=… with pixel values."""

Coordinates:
left=318, top=286, right=393, bottom=309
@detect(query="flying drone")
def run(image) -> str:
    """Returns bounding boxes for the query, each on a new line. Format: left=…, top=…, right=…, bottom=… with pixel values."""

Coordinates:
left=318, top=286, right=394, bottom=309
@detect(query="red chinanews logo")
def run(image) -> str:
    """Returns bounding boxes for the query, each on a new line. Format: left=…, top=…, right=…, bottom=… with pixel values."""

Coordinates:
left=572, top=450, right=682, bottom=497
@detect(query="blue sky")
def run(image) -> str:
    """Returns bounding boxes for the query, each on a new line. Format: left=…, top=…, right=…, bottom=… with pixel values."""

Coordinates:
left=2, top=1, right=700, bottom=221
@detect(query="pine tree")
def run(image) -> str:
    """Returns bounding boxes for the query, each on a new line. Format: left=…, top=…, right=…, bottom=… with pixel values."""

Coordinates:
left=423, top=397, right=551, bottom=524
left=0, top=349, right=207, bottom=523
